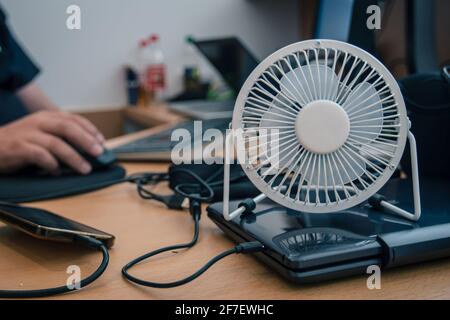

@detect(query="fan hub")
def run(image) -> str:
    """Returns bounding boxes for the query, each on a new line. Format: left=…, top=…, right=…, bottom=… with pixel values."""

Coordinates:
left=295, top=100, right=350, bottom=154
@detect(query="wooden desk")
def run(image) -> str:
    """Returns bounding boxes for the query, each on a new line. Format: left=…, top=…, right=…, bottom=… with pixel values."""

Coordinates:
left=1, top=161, right=450, bottom=300
left=123, top=105, right=184, bottom=128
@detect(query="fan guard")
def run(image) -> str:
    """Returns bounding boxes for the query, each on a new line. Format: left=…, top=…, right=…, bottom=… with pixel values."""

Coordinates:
left=223, top=40, right=420, bottom=221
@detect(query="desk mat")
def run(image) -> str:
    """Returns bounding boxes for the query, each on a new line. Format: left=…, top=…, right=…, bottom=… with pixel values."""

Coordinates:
left=0, top=165, right=126, bottom=203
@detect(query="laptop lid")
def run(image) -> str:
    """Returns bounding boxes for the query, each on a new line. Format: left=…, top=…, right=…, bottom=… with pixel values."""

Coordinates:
left=207, top=177, right=450, bottom=272
left=192, top=37, right=260, bottom=97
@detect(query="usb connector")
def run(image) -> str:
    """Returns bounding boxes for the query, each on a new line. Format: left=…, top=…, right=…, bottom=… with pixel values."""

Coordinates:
left=235, top=241, right=265, bottom=254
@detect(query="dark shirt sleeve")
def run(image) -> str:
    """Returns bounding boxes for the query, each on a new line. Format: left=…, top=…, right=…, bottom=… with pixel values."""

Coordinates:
left=0, top=8, right=40, bottom=92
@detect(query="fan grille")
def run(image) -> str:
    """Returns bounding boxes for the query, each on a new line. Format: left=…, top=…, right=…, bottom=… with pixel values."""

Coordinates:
left=232, top=40, right=408, bottom=213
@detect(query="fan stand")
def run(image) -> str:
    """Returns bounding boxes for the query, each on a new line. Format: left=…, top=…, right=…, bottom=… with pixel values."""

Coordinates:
left=222, top=129, right=421, bottom=222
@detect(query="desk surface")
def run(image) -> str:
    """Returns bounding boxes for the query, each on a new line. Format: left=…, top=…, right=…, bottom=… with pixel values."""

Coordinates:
left=2, top=104, right=450, bottom=300
left=1, top=162, right=450, bottom=300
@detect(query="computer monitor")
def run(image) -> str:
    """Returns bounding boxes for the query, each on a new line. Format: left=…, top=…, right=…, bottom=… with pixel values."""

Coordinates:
left=315, top=0, right=355, bottom=41
left=192, top=37, right=260, bottom=96
left=407, top=0, right=439, bottom=73
left=314, top=0, right=378, bottom=56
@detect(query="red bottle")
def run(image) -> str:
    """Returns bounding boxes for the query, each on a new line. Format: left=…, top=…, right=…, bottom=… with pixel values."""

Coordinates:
left=140, top=34, right=166, bottom=103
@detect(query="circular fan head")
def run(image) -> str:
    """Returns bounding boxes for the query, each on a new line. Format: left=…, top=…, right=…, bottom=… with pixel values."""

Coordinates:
left=232, top=40, right=408, bottom=213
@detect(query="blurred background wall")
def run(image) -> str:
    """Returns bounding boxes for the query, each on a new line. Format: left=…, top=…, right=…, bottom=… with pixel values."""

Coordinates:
left=1, top=0, right=299, bottom=111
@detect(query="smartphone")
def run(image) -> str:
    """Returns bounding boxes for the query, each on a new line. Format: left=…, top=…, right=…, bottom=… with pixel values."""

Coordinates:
left=0, top=203, right=115, bottom=248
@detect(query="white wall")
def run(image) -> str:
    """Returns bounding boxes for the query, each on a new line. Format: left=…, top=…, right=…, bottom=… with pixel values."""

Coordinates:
left=1, top=0, right=299, bottom=111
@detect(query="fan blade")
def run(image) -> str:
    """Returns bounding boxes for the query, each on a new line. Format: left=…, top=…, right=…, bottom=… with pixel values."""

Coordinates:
left=344, top=82, right=383, bottom=144
left=258, top=99, right=297, bottom=170
left=280, top=63, right=339, bottom=103
left=359, top=141, right=396, bottom=163
left=300, top=147, right=366, bottom=186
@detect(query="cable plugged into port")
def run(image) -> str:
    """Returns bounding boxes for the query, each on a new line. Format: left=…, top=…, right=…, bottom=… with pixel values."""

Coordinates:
left=122, top=239, right=264, bottom=289
left=122, top=195, right=264, bottom=289
left=122, top=167, right=265, bottom=289
left=236, top=241, right=265, bottom=254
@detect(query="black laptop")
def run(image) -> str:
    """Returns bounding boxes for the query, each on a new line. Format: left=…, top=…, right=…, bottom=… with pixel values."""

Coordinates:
left=207, top=177, right=450, bottom=283
left=169, top=37, right=260, bottom=120
left=112, top=38, right=261, bottom=160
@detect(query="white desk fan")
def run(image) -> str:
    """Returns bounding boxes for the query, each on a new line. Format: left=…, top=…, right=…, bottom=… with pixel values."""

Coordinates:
left=223, top=40, right=421, bottom=221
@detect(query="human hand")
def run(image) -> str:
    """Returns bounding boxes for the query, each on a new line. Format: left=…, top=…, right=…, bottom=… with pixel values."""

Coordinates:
left=0, top=110, right=105, bottom=175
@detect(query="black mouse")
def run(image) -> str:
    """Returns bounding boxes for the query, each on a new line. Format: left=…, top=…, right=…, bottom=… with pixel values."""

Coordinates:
left=57, top=146, right=116, bottom=175
left=16, top=143, right=117, bottom=177
left=76, top=147, right=117, bottom=171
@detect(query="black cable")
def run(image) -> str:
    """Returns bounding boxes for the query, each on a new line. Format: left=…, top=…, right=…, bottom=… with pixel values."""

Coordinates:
left=170, top=168, right=214, bottom=202
left=126, top=166, right=250, bottom=209
left=0, top=235, right=109, bottom=298
left=1, top=167, right=258, bottom=295
left=122, top=199, right=264, bottom=288
left=128, top=169, right=216, bottom=209
left=127, top=172, right=184, bottom=208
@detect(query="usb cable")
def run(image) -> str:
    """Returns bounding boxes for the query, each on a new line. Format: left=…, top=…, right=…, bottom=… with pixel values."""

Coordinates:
left=0, top=235, right=109, bottom=298
left=122, top=199, right=264, bottom=288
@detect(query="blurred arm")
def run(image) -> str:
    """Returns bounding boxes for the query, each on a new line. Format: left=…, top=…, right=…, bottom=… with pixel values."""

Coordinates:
left=16, top=81, right=58, bottom=112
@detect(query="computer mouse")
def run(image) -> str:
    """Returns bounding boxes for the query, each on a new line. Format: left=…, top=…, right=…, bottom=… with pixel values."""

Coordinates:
left=15, top=145, right=117, bottom=177
left=61, top=147, right=116, bottom=174
left=76, top=147, right=117, bottom=171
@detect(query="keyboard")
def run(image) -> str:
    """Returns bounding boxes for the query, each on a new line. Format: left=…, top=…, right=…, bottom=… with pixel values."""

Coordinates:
left=169, top=100, right=234, bottom=120
left=113, top=118, right=230, bottom=161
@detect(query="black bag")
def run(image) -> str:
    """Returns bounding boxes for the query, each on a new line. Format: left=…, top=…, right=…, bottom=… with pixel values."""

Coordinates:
left=400, top=67, right=450, bottom=179
left=168, top=162, right=259, bottom=203
left=129, top=161, right=260, bottom=210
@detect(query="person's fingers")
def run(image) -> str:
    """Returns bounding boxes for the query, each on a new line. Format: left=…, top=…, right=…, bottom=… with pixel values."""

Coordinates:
left=0, top=146, right=28, bottom=173
left=29, top=133, right=92, bottom=175
left=22, top=142, right=59, bottom=174
left=67, top=113, right=105, bottom=143
left=39, top=115, right=103, bottom=157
